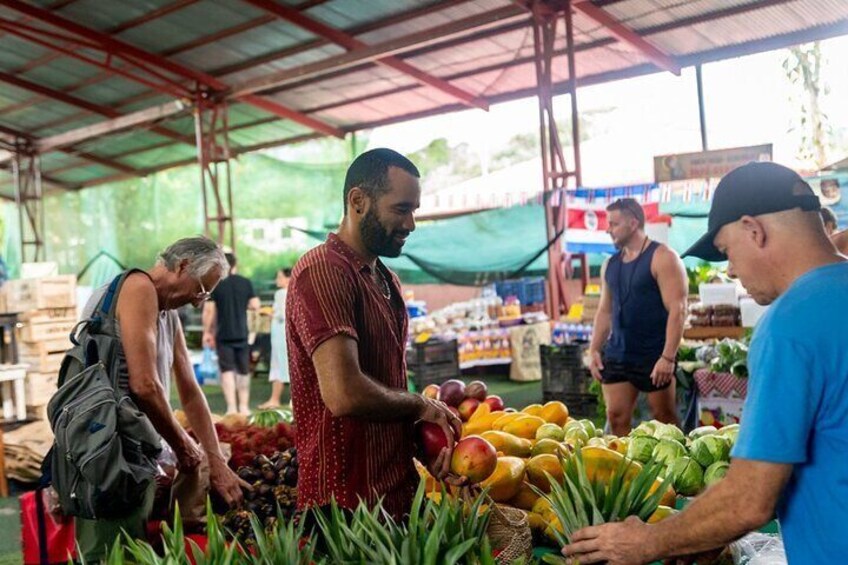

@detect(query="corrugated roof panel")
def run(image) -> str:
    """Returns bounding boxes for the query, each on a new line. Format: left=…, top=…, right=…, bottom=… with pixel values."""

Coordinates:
left=229, top=121, right=310, bottom=147
left=56, top=0, right=175, bottom=32
left=53, top=163, right=116, bottom=184
left=120, top=143, right=198, bottom=170
left=310, top=0, right=428, bottom=31
left=215, top=43, right=346, bottom=85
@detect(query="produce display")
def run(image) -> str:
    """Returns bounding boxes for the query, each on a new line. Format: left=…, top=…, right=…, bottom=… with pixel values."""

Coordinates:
left=412, top=380, right=739, bottom=551
left=110, top=378, right=748, bottom=564
left=213, top=417, right=295, bottom=469
left=224, top=448, right=299, bottom=543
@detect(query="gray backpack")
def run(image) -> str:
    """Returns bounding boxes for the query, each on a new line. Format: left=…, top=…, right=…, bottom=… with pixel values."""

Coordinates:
left=45, top=270, right=162, bottom=520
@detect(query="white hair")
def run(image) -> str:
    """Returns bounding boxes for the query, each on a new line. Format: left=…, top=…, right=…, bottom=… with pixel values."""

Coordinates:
left=156, top=236, right=229, bottom=279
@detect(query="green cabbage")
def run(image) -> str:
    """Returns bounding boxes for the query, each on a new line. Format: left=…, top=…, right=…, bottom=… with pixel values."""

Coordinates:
left=704, top=461, right=730, bottom=486
left=690, top=435, right=731, bottom=468
left=652, top=439, right=687, bottom=466
left=668, top=457, right=705, bottom=496
left=627, top=435, right=659, bottom=464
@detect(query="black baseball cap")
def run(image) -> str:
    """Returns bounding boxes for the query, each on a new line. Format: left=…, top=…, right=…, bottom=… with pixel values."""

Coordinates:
left=683, top=162, right=821, bottom=261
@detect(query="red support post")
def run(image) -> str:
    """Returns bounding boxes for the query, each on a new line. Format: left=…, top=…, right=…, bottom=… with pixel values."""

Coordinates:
left=531, top=0, right=582, bottom=320
left=12, top=142, right=45, bottom=262
left=194, top=100, right=235, bottom=252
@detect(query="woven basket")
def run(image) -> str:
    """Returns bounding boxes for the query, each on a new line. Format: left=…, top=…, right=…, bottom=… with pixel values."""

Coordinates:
left=488, top=503, right=533, bottom=564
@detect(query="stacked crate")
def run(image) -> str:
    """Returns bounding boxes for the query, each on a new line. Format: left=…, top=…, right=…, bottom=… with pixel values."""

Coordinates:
left=4, top=275, right=76, bottom=419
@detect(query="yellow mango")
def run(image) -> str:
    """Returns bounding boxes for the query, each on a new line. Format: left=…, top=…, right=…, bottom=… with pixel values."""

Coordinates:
left=581, top=445, right=642, bottom=485
left=507, top=481, right=540, bottom=510
left=492, top=413, right=524, bottom=431
left=480, top=430, right=532, bottom=457
left=647, top=505, right=678, bottom=524
left=502, top=415, right=546, bottom=439
left=606, top=437, right=629, bottom=455
left=531, top=496, right=552, bottom=517
left=521, top=403, right=544, bottom=416
left=479, top=456, right=526, bottom=502
left=464, top=410, right=505, bottom=436
left=526, top=511, right=547, bottom=532
left=649, top=477, right=677, bottom=508
left=539, top=401, right=570, bottom=426
left=544, top=516, right=564, bottom=543
left=468, top=402, right=491, bottom=422
left=526, top=453, right=565, bottom=493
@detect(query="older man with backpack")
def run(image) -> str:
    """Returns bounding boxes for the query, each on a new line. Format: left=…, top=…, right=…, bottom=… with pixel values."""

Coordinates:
left=47, top=237, right=246, bottom=561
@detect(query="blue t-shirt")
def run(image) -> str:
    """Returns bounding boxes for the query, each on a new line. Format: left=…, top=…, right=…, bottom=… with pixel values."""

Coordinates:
left=732, top=262, right=848, bottom=563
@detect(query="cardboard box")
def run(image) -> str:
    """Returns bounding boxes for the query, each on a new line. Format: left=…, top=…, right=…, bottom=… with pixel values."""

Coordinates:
left=694, top=369, right=747, bottom=427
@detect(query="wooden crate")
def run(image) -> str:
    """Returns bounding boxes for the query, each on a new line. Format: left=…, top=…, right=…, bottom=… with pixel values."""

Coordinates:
left=19, top=320, right=77, bottom=344
left=25, top=372, right=59, bottom=407
left=4, top=275, right=76, bottom=312
left=20, top=339, right=69, bottom=372
left=18, top=307, right=76, bottom=324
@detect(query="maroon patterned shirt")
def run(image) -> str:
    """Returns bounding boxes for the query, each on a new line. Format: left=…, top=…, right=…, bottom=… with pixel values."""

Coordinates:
left=286, top=233, right=417, bottom=518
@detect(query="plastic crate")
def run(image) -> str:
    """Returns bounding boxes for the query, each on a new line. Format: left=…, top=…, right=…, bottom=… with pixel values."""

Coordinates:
left=518, top=277, right=546, bottom=306
left=541, top=344, right=591, bottom=396
left=407, top=339, right=459, bottom=366
left=495, top=277, right=546, bottom=306
left=408, top=360, right=460, bottom=390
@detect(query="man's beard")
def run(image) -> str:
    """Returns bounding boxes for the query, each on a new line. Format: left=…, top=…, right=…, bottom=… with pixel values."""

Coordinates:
left=360, top=207, right=406, bottom=258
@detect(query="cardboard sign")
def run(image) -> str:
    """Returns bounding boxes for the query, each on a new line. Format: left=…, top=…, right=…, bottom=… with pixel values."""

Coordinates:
left=508, top=322, right=551, bottom=382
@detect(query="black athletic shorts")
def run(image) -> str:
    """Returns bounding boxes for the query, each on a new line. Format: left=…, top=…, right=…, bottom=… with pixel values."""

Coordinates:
left=601, top=358, right=671, bottom=393
left=217, top=342, right=251, bottom=375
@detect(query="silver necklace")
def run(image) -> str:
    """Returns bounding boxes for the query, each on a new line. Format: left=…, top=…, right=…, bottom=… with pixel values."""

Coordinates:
left=375, top=268, right=391, bottom=300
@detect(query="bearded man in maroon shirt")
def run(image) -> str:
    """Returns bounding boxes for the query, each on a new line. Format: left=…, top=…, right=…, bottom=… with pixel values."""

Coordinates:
left=286, top=148, right=461, bottom=520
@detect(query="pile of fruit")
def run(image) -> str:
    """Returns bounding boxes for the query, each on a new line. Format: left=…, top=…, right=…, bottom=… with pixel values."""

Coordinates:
left=214, top=418, right=296, bottom=469
left=415, top=382, right=739, bottom=546
left=421, top=378, right=505, bottom=421
left=222, top=448, right=298, bottom=543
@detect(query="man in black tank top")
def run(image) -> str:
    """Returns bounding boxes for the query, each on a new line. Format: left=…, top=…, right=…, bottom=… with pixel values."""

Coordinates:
left=587, top=198, right=688, bottom=436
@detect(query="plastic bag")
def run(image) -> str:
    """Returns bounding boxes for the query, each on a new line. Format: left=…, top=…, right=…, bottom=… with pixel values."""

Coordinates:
left=199, top=346, right=220, bottom=385
left=730, top=532, right=787, bottom=565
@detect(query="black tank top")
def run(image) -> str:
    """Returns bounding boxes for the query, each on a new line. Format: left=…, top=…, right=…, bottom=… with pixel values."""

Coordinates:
left=603, top=240, right=668, bottom=363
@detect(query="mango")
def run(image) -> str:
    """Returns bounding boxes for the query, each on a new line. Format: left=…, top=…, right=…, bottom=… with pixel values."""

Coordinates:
left=492, top=412, right=524, bottom=431
left=479, top=456, right=526, bottom=502
left=536, top=423, right=565, bottom=442
left=480, top=430, right=532, bottom=457
left=464, top=409, right=505, bottom=436
left=649, top=476, right=677, bottom=508
left=647, top=505, right=678, bottom=524
left=451, top=436, right=497, bottom=484
left=526, top=511, right=547, bottom=532
left=531, top=438, right=567, bottom=458
left=526, top=453, right=565, bottom=493
left=531, top=496, right=552, bottom=517
left=539, top=401, right=570, bottom=426
left=508, top=481, right=540, bottom=511
left=521, top=403, right=544, bottom=416
left=502, top=415, right=546, bottom=439
left=581, top=445, right=642, bottom=485
left=606, top=437, right=629, bottom=455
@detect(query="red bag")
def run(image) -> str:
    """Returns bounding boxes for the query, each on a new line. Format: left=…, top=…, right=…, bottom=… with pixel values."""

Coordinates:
left=20, top=489, right=77, bottom=565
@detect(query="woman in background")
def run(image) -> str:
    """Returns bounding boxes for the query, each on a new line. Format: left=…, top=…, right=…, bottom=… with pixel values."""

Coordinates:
left=259, top=268, right=291, bottom=409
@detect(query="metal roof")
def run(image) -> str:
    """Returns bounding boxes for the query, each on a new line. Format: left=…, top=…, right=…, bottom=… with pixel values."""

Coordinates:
left=1, top=0, right=847, bottom=195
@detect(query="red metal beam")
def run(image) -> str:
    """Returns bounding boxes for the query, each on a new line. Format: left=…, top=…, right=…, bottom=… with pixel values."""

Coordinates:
left=573, top=0, right=680, bottom=75
left=25, top=0, right=474, bottom=135
left=0, top=70, right=194, bottom=147
left=0, top=0, right=343, bottom=137
left=232, top=4, right=525, bottom=97
left=242, top=0, right=489, bottom=110
left=67, top=132, right=324, bottom=190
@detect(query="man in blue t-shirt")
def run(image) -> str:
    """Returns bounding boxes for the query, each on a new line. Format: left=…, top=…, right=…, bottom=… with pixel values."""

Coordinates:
left=562, top=162, right=848, bottom=564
